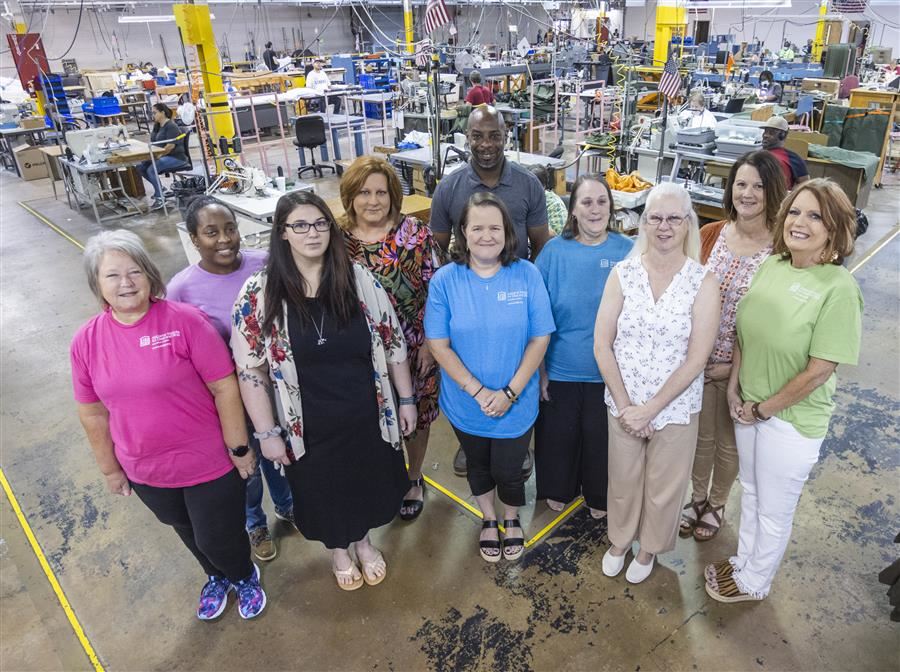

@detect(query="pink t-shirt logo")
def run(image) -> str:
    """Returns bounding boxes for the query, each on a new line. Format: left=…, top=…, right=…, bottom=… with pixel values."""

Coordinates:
left=140, top=330, right=182, bottom=349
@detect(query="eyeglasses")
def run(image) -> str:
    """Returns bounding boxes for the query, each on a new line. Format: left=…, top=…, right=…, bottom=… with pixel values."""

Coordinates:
left=284, top=218, right=331, bottom=234
left=645, top=214, right=686, bottom=227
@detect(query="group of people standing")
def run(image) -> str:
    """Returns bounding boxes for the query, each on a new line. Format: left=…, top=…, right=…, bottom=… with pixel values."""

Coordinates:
left=70, top=105, right=862, bottom=622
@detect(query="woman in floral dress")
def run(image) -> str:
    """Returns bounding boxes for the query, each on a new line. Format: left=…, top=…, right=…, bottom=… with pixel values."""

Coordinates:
left=231, top=190, right=417, bottom=591
left=340, top=156, right=440, bottom=521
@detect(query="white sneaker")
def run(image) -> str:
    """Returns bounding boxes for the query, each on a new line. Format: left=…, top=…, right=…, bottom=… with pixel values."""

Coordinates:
left=602, top=547, right=628, bottom=577
left=625, top=555, right=655, bottom=584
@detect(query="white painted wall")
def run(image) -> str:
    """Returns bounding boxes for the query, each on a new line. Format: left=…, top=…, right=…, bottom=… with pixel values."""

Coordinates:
left=622, top=0, right=899, bottom=55
left=2, top=1, right=896, bottom=77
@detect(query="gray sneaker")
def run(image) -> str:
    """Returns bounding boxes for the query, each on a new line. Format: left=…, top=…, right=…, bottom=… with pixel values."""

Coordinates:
left=248, top=527, right=277, bottom=562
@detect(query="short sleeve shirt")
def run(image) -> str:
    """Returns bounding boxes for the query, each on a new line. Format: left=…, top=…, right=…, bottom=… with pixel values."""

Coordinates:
left=535, top=234, right=633, bottom=382
left=737, top=256, right=863, bottom=438
left=152, top=120, right=188, bottom=164
left=465, top=85, right=494, bottom=106
left=429, top=160, right=548, bottom=260
left=604, top=256, right=708, bottom=429
left=425, top=260, right=555, bottom=438
left=70, top=300, right=236, bottom=488
left=167, top=249, right=268, bottom=342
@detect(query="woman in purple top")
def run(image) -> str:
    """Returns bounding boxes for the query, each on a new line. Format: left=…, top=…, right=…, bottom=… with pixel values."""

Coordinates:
left=168, top=196, right=294, bottom=564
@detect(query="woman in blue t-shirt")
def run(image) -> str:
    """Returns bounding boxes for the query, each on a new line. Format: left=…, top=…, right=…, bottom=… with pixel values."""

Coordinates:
left=425, top=193, right=555, bottom=563
left=534, top=176, right=633, bottom=519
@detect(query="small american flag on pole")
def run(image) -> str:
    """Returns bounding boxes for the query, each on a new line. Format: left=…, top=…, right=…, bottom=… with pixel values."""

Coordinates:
left=657, top=54, right=683, bottom=102
left=415, top=39, right=433, bottom=67
left=424, top=0, right=451, bottom=35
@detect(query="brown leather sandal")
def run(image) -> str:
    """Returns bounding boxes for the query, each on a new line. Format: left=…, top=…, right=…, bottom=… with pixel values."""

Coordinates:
left=679, top=498, right=707, bottom=538
left=693, top=504, right=724, bottom=542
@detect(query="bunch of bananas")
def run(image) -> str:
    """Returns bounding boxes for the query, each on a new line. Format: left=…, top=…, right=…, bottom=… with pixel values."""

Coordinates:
left=605, top=168, right=653, bottom=193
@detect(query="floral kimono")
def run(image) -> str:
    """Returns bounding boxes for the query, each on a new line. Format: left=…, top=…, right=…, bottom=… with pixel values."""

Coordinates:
left=231, top=263, right=408, bottom=460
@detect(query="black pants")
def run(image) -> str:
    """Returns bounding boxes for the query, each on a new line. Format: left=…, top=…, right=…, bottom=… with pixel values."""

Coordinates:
left=131, top=469, right=253, bottom=583
left=452, top=426, right=533, bottom=507
left=534, top=380, right=609, bottom=510
left=316, top=94, right=343, bottom=115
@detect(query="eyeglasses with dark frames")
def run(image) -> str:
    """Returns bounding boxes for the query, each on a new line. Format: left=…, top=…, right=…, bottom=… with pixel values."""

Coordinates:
left=283, top=218, right=331, bottom=234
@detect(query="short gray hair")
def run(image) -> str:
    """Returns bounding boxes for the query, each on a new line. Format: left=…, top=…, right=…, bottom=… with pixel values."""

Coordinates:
left=688, top=90, right=705, bottom=107
left=630, top=182, right=701, bottom=261
left=83, top=229, right=166, bottom=307
left=469, top=69, right=482, bottom=84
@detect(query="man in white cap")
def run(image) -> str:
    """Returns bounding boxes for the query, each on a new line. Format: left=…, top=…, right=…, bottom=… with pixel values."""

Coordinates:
left=761, top=116, right=809, bottom=189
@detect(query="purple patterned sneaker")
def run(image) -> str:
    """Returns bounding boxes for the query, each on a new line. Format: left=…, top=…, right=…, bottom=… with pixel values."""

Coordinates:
left=235, top=563, right=267, bottom=620
left=197, top=575, right=232, bottom=621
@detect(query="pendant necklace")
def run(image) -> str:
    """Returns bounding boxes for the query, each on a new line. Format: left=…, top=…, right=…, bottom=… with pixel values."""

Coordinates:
left=313, top=312, right=326, bottom=346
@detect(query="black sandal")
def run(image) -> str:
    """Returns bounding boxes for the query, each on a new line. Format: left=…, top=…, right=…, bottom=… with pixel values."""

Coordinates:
left=399, top=477, right=425, bottom=521
left=479, top=519, right=502, bottom=563
left=679, top=498, right=707, bottom=538
left=501, top=518, right=525, bottom=561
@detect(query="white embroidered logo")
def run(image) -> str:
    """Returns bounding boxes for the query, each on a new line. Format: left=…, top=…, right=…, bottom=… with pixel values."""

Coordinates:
left=788, top=283, right=822, bottom=304
left=498, top=290, right=528, bottom=306
left=139, top=330, right=182, bottom=349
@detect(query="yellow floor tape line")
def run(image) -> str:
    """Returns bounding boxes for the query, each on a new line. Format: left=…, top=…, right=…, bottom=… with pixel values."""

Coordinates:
left=0, top=468, right=105, bottom=672
left=418, top=470, right=584, bottom=546
left=849, top=224, right=900, bottom=275
left=18, top=201, right=85, bottom=251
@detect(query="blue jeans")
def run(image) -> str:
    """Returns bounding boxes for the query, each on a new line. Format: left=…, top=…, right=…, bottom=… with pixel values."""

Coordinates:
left=138, top=156, right=187, bottom=198
left=245, top=439, right=294, bottom=532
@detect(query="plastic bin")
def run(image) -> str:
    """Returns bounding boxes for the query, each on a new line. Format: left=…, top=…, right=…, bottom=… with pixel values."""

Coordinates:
left=92, top=97, right=122, bottom=115
left=365, top=101, right=392, bottom=119
left=359, top=74, right=376, bottom=90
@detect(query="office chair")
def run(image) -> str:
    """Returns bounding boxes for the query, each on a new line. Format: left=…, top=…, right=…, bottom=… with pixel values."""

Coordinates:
left=151, top=128, right=196, bottom=216
left=294, top=115, right=335, bottom=179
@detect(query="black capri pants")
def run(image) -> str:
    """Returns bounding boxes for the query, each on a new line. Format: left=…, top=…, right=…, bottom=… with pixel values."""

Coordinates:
left=534, top=380, right=609, bottom=511
left=452, top=426, right=533, bottom=507
left=131, top=469, right=253, bottom=583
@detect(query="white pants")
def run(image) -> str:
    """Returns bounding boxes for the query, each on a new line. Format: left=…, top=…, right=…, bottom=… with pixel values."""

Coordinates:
left=731, top=416, right=823, bottom=597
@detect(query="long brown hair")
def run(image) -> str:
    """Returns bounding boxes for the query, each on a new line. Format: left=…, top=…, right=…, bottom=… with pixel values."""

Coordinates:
left=562, top=175, right=615, bottom=239
left=722, top=150, right=785, bottom=229
left=262, top=191, right=359, bottom=335
left=338, top=156, right=403, bottom=230
left=771, top=178, right=856, bottom=266
left=450, top=192, right=519, bottom=266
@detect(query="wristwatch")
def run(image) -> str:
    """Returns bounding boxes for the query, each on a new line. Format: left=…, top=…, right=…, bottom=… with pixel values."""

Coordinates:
left=253, top=425, right=283, bottom=440
left=229, top=444, right=250, bottom=458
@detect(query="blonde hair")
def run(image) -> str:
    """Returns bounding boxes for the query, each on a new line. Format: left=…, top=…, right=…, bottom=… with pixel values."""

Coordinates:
left=630, top=182, right=701, bottom=261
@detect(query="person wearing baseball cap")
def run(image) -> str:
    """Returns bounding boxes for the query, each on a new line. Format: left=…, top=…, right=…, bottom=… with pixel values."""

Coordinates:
left=761, top=116, right=809, bottom=190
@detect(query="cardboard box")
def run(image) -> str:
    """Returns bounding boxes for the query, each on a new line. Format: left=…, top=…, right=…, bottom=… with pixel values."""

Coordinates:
left=20, top=117, right=47, bottom=130
left=412, top=167, right=426, bottom=191
left=13, top=145, right=49, bottom=180
left=750, top=105, right=775, bottom=122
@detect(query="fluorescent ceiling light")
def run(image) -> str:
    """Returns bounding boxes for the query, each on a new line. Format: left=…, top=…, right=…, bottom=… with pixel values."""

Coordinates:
left=118, top=13, right=214, bottom=23
left=685, top=0, right=791, bottom=7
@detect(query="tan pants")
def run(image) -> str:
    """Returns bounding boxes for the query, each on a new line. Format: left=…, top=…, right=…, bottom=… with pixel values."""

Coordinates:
left=691, top=378, right=739, bottom=508
left=607, top=411, right=699, bottom=555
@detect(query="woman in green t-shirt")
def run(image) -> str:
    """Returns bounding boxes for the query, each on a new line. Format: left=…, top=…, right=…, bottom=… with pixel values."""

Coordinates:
left=705, top=179, right=863, bottom=604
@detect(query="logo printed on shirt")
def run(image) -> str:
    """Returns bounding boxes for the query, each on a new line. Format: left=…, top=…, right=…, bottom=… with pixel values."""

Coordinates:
left=139, top=330, right=182, bottom=349
left=497, top=290, right=528, bottom=306
left=787, top=282, right=822, bottom=304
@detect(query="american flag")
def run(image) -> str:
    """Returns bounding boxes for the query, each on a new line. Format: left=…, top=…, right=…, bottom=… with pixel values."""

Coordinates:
left=423, top=0, right=451, bottom=35
left=415, top=39, right=433, bottom=68
left=657, top=54, right=683, bottom=102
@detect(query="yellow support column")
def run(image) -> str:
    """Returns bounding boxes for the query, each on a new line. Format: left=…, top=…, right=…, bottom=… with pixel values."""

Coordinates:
left=173, top=2, right=236, bottom=170
left=653, top=0, right=687, bottom=67
left=403, top=0, right=414, bottom=53
left=812, top=0, right=827, bottom=63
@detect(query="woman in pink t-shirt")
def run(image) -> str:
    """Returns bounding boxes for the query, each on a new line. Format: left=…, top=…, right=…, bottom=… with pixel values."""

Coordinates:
left=70, top=230, right=266, bottom=622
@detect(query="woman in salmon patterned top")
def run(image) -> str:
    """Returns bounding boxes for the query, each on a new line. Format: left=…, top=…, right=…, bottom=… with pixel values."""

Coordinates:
left=680, top=151, right=786, bottom=543
left=340, top=156, right=440, bottom=522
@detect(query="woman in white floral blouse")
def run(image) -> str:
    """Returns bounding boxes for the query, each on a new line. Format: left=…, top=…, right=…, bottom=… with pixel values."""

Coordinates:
left=231, top=190, right=417, bottom=592
left=593, top=182, right=720, bottom=584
